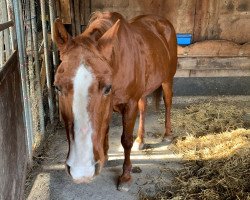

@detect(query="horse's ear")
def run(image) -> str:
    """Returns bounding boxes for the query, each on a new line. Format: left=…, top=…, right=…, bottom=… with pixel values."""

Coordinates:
left=97, top=19, right=121, bottom=61
left=53, top=18, right=71, bottom=51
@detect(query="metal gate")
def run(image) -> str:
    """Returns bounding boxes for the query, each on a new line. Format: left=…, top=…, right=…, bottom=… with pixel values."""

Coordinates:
left=0, top=0, right=58, bottom=199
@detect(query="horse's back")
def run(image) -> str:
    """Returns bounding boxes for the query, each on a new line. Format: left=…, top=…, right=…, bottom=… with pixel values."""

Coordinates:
left=131, top=15, right=174, bottom=39
left=129, top=15, right=177, bottom=93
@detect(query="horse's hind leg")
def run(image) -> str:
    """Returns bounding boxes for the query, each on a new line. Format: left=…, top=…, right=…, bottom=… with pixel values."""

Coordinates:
left=162, top=80, right=174, bottom=142
left=133, top=97, right=147, bottom=150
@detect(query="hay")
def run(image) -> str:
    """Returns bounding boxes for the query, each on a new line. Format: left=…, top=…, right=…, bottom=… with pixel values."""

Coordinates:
left=170, top=129, right=250, bottom=200
left=159, top=102, right=245, bottom=138
left=139, top=129, right=250, bottom=200
left=139, top=102, right=250, bottom=200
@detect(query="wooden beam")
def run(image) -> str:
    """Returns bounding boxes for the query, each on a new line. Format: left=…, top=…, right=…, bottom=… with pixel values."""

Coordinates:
left=74, top=0, right=81, bottom=35
left=178, top=40, right=250, bottom=57
left=69, top=0, right=75, bottom=36
left=58, top=0, right=71, bottom=24
left=84, top=0, right=91, bottom=25
left=175, top=69, right=250, bottom=77
left=178, top=57, right=250, bottom=70
left=0, top=21, right=14, bottom=32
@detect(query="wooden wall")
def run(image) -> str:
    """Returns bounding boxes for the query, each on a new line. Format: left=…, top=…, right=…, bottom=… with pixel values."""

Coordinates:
left=91, top=0, right=250, bottom=44
left=55, top=0, right=250, bottom=44
left=0, top=51, right=27, bottom=200
left=55, top=0, right=250, bottom=77
left=56, top=0, right=91, bottom=35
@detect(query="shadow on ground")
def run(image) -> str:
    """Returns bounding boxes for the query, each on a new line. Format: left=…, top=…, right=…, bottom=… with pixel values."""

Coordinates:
left=25, top=104, right=181, bottom=200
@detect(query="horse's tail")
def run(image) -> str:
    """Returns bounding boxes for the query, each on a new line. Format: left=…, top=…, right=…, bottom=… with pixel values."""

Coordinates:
left=152, top=86, right=162, bottom=110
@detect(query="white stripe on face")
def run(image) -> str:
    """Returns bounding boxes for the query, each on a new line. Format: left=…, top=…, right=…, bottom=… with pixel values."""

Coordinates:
left=66, top=64, right=95, bottom=180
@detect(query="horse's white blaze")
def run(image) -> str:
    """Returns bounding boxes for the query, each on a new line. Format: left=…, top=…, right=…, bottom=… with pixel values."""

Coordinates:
left=67, top=64, right=95, bottom=180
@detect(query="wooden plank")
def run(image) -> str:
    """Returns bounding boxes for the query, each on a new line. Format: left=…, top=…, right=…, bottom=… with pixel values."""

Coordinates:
left=178, top=57, right=250, bottom=70
left=74, top=0, right=81, bottom=35
left=0, top=1, right=10, bottom=61
left=176, top=69, right=250, bottom=77
left=193, top=0, right=221, bottom=42
left=177, top=0, right=196, bottom=34
left=58, top=0, right=71, bottom=24
left=2, top=0, right=10, bottom=60
left=55, top=0, right=61, bottom=17
left=80, top=0, right=86, bottom=25
left=0, top=21, right=14, bottom=32
left=69, top=0, right=76, bottom=36
left=0, top=31, right=3, bottom=66
left=0, top=51, right=17, bottom=82
left=175, top=70, right=190, bottom=77
left=84, top=0, right=91, bottom=25
left=218, top=0, right=250, bottom=44
left=40, top=54, right=46, bottom=90
left=6, top=0, right=16, bottom=51
left=178, top=40, right=250, bottom=57
left=0, top=50, right=27, bottom=200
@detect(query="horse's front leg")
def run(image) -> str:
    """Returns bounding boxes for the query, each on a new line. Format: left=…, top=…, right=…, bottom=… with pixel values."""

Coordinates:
left=118, top=100, right=138, bottom=191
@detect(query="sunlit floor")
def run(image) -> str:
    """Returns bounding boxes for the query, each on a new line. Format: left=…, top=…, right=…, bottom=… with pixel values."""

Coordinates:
left=25, top=104, right=182, bottom=200
left=25, top=95, right=250, bottom=199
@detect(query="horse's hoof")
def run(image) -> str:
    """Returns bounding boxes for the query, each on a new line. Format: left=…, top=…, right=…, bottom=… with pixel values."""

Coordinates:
left=162, top=135, right=173, bottom=144
left=117, top=179, right=132, bottom=192
left=132, top=141, right=144, bottom=151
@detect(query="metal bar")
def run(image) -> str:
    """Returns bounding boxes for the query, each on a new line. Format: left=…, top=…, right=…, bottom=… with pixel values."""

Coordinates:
left=18, top=0, right=25, bottom=65
left=49, top=0, right=60, bottom=116
left=40, top=0, right=54, bottom=124
left=1, top=0, right=11, bottom=61
left=0, top=2, right=6, bottom=66
left=0, top=21, right=14, bottom=32
left=21, top=0, right=34, bottom=159
left=6, top=0, right=16, bottom=51
left=0, top=31, right=4, bottom=67
left=13, top=0, right=33, bottom=163
left=49, top=0, right=59, bottom=69
left=25, top=0, right=37, bottom=146
left=30, top=0, right=45, bottom=135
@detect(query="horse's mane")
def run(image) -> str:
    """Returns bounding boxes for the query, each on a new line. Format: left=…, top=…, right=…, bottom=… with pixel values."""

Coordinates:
left=84, top=11, right=124, bottom=41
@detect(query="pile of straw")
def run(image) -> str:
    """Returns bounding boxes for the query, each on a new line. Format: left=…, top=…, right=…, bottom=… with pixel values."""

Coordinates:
left=170, top=129, right=250, bottom=200
left=140, top=102, right=249, bottom=200
left=159, top=102, right=245, bottom=138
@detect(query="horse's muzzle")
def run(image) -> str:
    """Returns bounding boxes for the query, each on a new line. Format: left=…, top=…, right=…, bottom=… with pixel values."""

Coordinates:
left=65, top=162, right=101, bottom=184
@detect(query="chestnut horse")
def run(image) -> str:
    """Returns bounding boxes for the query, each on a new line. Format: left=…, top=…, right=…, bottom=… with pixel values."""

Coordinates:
left=53, top=12, right=177, bottom=191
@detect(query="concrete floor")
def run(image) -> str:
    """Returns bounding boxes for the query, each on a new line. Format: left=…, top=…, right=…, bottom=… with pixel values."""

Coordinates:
left=25, top=103, right=182, bottom=200
left=25, top=95, right=250, bottom=200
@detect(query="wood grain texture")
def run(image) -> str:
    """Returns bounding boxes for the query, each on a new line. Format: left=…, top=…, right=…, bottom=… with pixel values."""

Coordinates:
left=175, top=69, right=250, bottom=77
left=90, top=0, right=250, bottom=44
left=58, top=0, right=71, bottom=24
left=0, top=51, right=27, bottom=200
left=178, top=40, right=250, bottom=57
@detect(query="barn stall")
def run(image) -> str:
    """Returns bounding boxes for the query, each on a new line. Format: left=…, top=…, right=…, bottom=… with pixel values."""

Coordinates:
left=0, top=0, right=249, bottom=200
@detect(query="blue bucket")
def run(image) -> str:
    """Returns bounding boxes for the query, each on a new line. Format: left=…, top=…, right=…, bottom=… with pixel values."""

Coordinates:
left=177, top=33, right=192, bottom=46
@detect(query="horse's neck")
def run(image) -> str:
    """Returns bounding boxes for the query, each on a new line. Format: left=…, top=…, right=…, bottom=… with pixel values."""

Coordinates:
left=110, top=22, right=137, bottom=73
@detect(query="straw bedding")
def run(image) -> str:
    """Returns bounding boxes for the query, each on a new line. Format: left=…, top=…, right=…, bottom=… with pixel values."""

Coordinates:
left=139, top=101, right=250, bottom=200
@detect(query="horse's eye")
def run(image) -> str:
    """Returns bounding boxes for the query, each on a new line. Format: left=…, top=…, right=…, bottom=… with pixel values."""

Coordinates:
left=103, top=85, right=112, bottom=95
